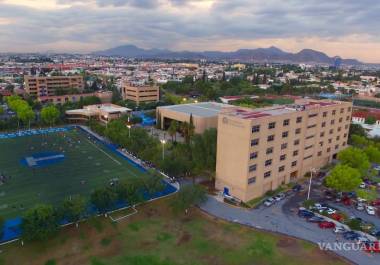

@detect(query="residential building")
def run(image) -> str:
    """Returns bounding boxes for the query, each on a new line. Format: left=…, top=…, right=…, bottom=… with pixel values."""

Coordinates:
left=215, top=99, right=352, bottom=202
left=121, top=82, right=159, bottom=105
left=38, top=91, right=112, bottom=105
left=24, top=75, right=84, bottom=97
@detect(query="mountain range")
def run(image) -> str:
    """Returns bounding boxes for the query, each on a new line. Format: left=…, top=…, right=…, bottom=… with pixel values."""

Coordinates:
left=93, top=44, right=362, bottom=65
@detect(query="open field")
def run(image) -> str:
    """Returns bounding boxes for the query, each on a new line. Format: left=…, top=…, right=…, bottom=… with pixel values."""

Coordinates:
left=0, top=127, right=148, bottom=219
left=0, top=198, right=350, bottom=265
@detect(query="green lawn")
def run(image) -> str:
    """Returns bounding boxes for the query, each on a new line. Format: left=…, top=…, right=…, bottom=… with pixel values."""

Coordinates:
left=0, top=128, right=148, bottom=219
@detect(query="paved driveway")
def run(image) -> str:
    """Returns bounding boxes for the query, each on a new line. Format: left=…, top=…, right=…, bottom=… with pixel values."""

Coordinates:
left=200, top=195, right=380, bottom=265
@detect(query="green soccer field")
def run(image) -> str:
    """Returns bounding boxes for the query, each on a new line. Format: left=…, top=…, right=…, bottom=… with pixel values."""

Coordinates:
left=0, top=128, right=148, bottom=219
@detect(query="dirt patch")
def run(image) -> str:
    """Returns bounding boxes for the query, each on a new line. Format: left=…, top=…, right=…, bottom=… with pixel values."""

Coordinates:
left=177, top=232, right=192, bottom=246
left=277, top=237, right=297, bottom=248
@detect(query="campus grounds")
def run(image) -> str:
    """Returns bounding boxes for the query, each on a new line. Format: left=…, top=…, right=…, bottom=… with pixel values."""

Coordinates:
left=0, top=127, right=153, bottom=220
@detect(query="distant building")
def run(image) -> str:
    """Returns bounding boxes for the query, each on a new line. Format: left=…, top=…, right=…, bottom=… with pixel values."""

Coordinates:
left=24, top=75, right=84, bottom=98
left=121, top=82, right=159, bottom=105
left=219, top=95, right=259, bottom=104
left=216, top=99, right=352, bottom=202
left=65, top=103, right=131, bottom=124
left=37, top=91, right=112, bottom=105
left=156, top=102, right=232, bottom=134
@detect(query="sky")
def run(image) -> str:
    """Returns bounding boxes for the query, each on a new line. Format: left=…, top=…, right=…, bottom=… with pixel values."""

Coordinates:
left=0, top=0, right=379, bottom=63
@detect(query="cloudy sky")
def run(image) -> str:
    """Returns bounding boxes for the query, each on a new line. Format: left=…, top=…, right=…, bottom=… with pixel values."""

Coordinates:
left=0, top=0, right=379, bottom=62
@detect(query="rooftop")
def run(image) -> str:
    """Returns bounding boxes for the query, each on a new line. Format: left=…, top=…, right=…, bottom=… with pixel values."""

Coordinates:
left=66, top=104, right=131, bottom=115
left=158, top=102, right=231, bottom=117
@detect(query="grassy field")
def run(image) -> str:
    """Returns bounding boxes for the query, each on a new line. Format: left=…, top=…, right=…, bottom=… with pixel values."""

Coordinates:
left=0, top=128, right=148, bottom=219
left=0, top=198, right=349, bottom=265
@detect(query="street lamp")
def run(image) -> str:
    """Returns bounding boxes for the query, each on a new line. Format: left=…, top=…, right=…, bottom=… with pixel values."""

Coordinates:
left=160, top=139, right=166, bottom=160
left=104, top=115, right=108, bottom=129
left=307, top=167, right=318, bottom=200
left=127, top=125, right=131, bottom=138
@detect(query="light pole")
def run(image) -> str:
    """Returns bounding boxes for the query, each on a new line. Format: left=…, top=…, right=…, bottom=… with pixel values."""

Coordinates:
left=127, top=125, right=131, bottom=138
left=307, top=167, right=318, bottom=200
left=160, top=139, right=166, bottom=160
left=104, top=115, right=108, bottom=129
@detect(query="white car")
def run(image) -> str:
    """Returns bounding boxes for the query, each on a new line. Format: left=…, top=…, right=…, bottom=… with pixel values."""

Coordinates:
left=356, top=203, right=365, bottom=211
left=373, top=165, right=380, bottom=171
left=264, top=198, right=275, bottom=206
left=326, top=208, right=337, bottom=215
left=359, top=182, right=366, bottom=189
left=357, top=197, right=367, bottom=203
left=334, top=226, right=346, bottom=233
left=366, top=206, right=376, bottom=215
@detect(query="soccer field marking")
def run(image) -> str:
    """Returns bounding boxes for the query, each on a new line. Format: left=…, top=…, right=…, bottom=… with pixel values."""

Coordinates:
left=25, top=154, right=65, bottom=167
left=85, top=139, right=122, bottom=166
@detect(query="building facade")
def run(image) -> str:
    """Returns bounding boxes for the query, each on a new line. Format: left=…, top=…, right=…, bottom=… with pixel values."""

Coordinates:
left=121, top=83, right=159, bottom=105
left=38, top=91, right=112, bottom=105
left=215, top=99, right=353, bottom=202
left=65, top=104, right=131, bottom=124
left=24, top=75, right=84, bottom=97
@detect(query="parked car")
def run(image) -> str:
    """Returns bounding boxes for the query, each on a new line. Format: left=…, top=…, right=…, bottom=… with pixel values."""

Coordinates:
left=366, top=206, right=376, bottom=215
left=264, top=198, right=275, bottom=207
left=326, top=208, right=337, bottom=215
left=343, top=231, right=360, bottom=240
left=334, top=226, right=347, bottom=233
left=355, top=236, right=370, bottom=244
left=307, top=216, right=325, bottom=223
left=274, top=193, right=285, bottom=201
left=293, top=184, right=302, bottom=192
left=364, top=241, right=380, bottom=253
left=319, top=221, right=336, bottom=229
left=370, top=230, right=380, bottom=238
left=331, top=213, right=344, bottom=222
left=357, top=197, right=367, bottom=203
left=298, top=209, right=315, bottom=218
left=359, top=182, right=367, bottom=189
left=371, top=199, right=380, bottom=206
left=356, top=203, right=365, bottom=211
left=342, top=197, right=352, bottom=206
left=373, top=165, right=380, bottom=171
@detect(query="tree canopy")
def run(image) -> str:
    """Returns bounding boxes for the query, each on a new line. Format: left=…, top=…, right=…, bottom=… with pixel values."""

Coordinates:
left=325, top=164, right=362, bottom=192
left=337, top=147, right=370, bottom=175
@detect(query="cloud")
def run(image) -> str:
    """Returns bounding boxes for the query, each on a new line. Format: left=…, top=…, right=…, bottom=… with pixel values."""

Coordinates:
left=0, top=0, right=379, bottom=62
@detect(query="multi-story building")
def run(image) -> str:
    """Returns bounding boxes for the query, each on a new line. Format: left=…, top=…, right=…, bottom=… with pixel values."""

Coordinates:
left=215, top=99, right=352, bottom=202
left=121, top=82, right=159, bottom=105
left=24, top=75, right=84, bottom=97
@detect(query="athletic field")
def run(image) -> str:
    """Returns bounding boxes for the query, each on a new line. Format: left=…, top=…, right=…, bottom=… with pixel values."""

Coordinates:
left=0, top=127, right=149, bottom=219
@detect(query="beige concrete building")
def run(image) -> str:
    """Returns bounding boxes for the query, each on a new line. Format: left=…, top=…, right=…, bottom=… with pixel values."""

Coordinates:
left=65, top=104, right=131, bottom=124
left=38, top=91, right=112, bottom=105
left=121, top=83, right=159, bottom=105
left=216, top=99, right=353, bottom=202
left=157, top=102, right=232, bottom=134
left=24, top=75, right=84, bottom=97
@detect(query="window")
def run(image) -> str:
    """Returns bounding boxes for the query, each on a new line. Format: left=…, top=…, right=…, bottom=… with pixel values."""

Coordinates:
left=320, top=132, right=325, bottom=137
left=318, top=151, right=322, bottom=157
left=267, top=135, right=275, bottom=142
left=305, top=145, right=313, bottom=150
left=346, top=116, right=350, bottom=121
left=348, top=107, right=351, bottom=112
left=264, top=171, right=271, bottom=178
left=306, top=135, right=314, bottom=139
left=332, top=110, right=336, bottom=115
left=343, top=142, right=346, bottom=146
left=336, top=136, right=340, bottom=141
left=327, top=147, right=331, bottom=153
left=295, top=128, right=301, bottom=134
left=293, top=150, right=299, bottom=156
left=250, top=152, right=258, bottom=159
left=278, top=166, right=285, bottom=172
left=281, top=143, right=288, bottom=150
left=252, top=125, right=260, bottom=133
left=282, top=131, right=289, bottom=138
left=323, top=112, right=327, bottom=117
left=308, top=113, right=318, bottom=118
left=304, top=155, right=313, bottom=160
left=248, top=177, right=256, bottom=185
left=340, top=108, right=344, bottom=114
left=283, top=119, right=290, bottom=126
left=294, top=139, right=300, bottom=145
left=329, top=129, right=334, bottom=134
left=280, top=154, right=286, bottom=161
left=296, top=116, right=302, bottom=123
left=328, top=138, right=332, bottom=143
left=339, top=117, right=343, bottom=123
left=335, top=144, right=339, bottom=150
left=307, top=124, right=316, bottom=129
left=265, top=159, right=272, bottom=166
left=268, top=122, right=276, bottom=129
left=319, top=141, right=324, bottom=147
left=249, top=164, right=257, bottom=172
left=345, top=124, right=349, bottom=129
left=337, top=127, right=341, bottom=132
left=322, top=122, right=326, bottom=127
left=251, top=139, right=259, bottom=146
left=291, top=161, right=297, bottom=167
left=330, top=119, right=335, bottom=125
left=344, top=133, right=347, bottom=138
left=266, top=147, right=273, bottom=154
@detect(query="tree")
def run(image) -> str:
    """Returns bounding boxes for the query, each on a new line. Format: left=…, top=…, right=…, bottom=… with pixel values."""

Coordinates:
left=338, top=147, right=370, bottom=175
left=191, top=128, right=217, bottom=176
left=364, top=145, right=380, bottom=163
left=41, top=105, right=60, bottom=126
left=171, top=185, right=207, bottom=213
left=350, top=134, right=369, bottom=148
left=168, top=120, right=178, bottom=142
left=142, top=170, right=165, bottom=196
left=21, top=204, right=59, bottom=241
left=90, top=188, right=116, bottom=213
left=348, top=124, right=367, bottom=140
left=325, top=165, right=362, bottom=192
left=365, top=116, right=376, bottom=125
left=61, top=195, right=86, bottom=223
left=17, top=105, right=35, bottom=129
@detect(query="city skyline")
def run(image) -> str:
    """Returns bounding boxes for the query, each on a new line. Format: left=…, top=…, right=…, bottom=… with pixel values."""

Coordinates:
left=0, top=0, right=379, bottom=63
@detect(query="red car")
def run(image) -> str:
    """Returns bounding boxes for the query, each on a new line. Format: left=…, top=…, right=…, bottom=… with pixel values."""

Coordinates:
left=364, top=241, right=380, bottom=253
left=342, top=197, right=352, bottom=206
left=331, top=213, right=344, bottom=222
left=319, top=221, right=336, bottom=229
left=371, top=199, right=380, bottom=206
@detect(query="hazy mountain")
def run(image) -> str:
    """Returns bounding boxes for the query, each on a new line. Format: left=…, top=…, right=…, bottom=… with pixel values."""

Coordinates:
left=94, top=44, right=362, bottom=65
